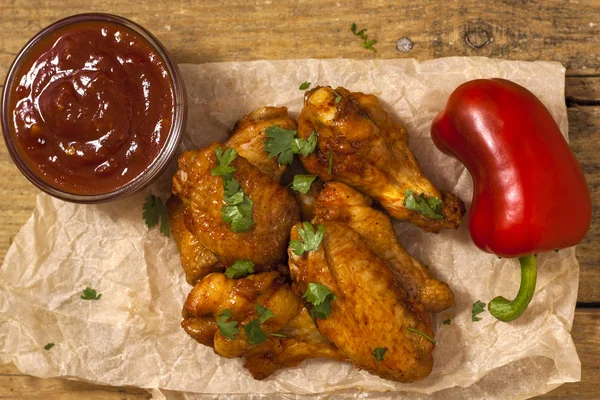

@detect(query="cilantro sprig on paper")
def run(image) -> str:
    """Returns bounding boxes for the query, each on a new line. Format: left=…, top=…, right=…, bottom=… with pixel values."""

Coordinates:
left=299, top=81, right=311, bottom=90
left=472, top=300, right=487, bottom=322
left=225, top=260, right=255, bottom=279
left=143, top=195, right=169, bottom=237
left=81, top=287, right=101, bottom=300
left=264, top=126, right=317, bottom=165
left=211, top=147, right=254, bottom=233
left=404, top=189, right=443, bottom=220
left=303, top=283, right=336, bottom=320
left=290, top=222, right=325, bottom=256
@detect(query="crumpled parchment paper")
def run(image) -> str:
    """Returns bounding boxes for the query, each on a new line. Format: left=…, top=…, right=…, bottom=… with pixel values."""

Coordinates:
left=0, top=57, right=580, bottom=400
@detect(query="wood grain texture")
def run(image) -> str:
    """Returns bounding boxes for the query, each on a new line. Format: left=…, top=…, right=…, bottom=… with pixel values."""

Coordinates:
left=0, top=0, right=598, bottom=398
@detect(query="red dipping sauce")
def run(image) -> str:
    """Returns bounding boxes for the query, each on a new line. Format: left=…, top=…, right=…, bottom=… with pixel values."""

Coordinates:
left=3, top=14, right=185, bottom=199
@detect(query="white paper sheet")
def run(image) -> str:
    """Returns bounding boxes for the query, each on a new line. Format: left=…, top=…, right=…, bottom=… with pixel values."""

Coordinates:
left=0, top=57, right=580, bottom=400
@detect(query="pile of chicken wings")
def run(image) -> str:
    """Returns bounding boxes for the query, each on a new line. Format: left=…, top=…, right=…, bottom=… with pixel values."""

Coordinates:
left=167, top=87, right=465, bottom=382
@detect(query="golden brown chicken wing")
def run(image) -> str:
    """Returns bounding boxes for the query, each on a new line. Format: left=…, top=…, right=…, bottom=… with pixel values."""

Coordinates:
left=288, top=221, right=435, bottom=382
left=182, top=271, right=346, bottom=379
left=297, top=86, right=464, bottom=233
left=312, top=182, right=454, bottom=312
left=225, top=106, right=297, bottom=182
left=172, top=143, right=300, bottom=269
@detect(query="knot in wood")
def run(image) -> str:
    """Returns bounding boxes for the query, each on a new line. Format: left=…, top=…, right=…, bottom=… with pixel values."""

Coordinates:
left=464, top=29, right=492, bottom=49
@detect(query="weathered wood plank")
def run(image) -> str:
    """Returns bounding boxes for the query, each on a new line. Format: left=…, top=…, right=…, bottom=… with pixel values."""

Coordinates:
left=0, top=0, right=600, bottom=77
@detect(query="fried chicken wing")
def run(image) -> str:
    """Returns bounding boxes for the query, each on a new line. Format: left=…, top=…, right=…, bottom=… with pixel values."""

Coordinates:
left=297, top=86, right=464, bottom=233
left=172, top=143, right=300, bottom=269
left=312, top=182, right=454, bottom=312
left=225, top=106, right=297, bottom=182
left=288, top=221, right=435, bottom=382
left=166, top=196, right=223, bottom=285
left=182, top=271, right=346, bottom=379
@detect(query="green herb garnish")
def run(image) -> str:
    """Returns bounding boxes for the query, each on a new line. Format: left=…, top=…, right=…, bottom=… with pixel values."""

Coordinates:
left=299, top=81, right=311, bottom=90
left=211, top=147, right=238, bottom=176
left=290, top=222, right=325, bottom=256
left=290, top=174, right=317, bottom=195
left=143, top=195, right=169, bottom=237
left=217, top=309, right=239, bottom=340
left=407, top=326, right=436, bottom=344
left=327, top=150, right=333, bottom=174
left=351, top=22, right=377, bottom=52
left=44, top=343, right=55, bottom=351
left=81, top=287, right=101, bottom=300
left=225, top=260, right=255, bottom=279
left=472, top=300, right=487, bottom=322
left=244, top=319, right=268, bottom=346
left=404, top=189, right=443, bottom=219
left=303, top=283, right=336, bottom=320
left=255, top=304, right=275, bottom=324
left=264, top=126, right=317, bottom=165
left=372, top=347, right=387, bottom=362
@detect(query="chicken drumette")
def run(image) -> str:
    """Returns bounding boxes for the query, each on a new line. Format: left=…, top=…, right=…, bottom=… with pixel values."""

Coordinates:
left=311, top=182, right=454, bottom=313
left=182, top=271, right=346, bottom=379
left=297, top=86, right=465, bottom=233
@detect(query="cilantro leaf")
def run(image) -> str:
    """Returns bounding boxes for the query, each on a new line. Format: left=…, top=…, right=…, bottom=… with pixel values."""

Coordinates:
left=244, top=319, right=268, bottom=346
left=472, top=300, right=487, bottom=322
left=443, top=319, right=451, bottom=325
left=143, top=195, right=169, bottom=237
left=335, top=95, right=342, bottom=104
left=351, top=22, right=377, bottom=53
left=222, top=196, right=253, bottom=232
left=291, top=132, right=317, bottom=157
left=328, top=150, right=333, bottom=174
left=225, top=260, right=255, bottom=279
left=299, top=81, right=311, bottom=90
left=372, top=347, right=387, bottom=362
left=44, top=343, right=55, bottom=351
left=303, top=283, right=336, bottom=320
left=404, top=189, right=443, bottom=220
left=81, top=287, right=101, bottom=300
left=212, top=147, right=237, bottom=176
left=255, top=304, right=275, bottom=324
left=407, top=326, right=437, bottom=344
left=290, top=174, right=317, bottom=195
left=265, top=126, right=297, bottom=165
left=217, top=309, right=239, bottom=340
left=290, top=222, right=325, bottom=256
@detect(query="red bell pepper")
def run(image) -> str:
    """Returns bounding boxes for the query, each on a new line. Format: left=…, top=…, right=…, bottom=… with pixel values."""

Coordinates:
left=430, top=78, right=591, bottom=322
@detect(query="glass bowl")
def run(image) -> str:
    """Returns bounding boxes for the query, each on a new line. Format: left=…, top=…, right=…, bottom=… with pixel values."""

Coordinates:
left=1, top=13, right=187, bottom=203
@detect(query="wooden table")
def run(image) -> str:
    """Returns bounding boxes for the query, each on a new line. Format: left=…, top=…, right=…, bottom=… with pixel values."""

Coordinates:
left=0, top=1, right=598, bottom=398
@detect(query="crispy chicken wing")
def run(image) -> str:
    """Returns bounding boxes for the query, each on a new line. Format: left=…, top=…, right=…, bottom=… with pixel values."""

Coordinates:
left=225, top=106, right=297, bottom=182
left=297, top=86, right=464, bottom=233
left=288, top=221, right=435, bottom=382
left=182, top=271, right=346, bottom=379
left=172, top=142, right=300, bottom=269
left=312, top=182, right=454, bottom=312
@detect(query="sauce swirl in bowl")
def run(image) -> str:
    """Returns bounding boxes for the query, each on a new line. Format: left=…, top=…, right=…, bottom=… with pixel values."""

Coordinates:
left=2, top=14, right=187, bottom=202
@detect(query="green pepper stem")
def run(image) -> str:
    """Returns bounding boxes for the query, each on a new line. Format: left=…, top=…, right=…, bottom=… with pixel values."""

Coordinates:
left=488, top=254, right=538, bottom=322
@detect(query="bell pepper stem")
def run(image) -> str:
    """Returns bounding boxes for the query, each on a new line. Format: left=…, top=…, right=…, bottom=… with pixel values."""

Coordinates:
left=488, top=254, right=538, bottom=322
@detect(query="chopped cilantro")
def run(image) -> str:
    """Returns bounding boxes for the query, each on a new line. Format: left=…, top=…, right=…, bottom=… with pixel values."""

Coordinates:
left=327, top=150, right=333, bottom=174
left=143, top=195, right=169, bottom=237
left=472, top=300, right=487, bottom=322
left=335, top=95, right=342, bottom=104
left=351, top=22, right=377, bottom=53
left=291, top=131, right=317, bottom=156
left=81, top=287, right=101, bottom=300
left=303, top=283, right=336, bottom=320
left=225, top=260, right=255, bottom=279
left=255, top=304, right=274, bottom=324
left=44, top=343, right=54, bottom=351
left=299, top=81, right=311, bottom=90
left=372, top=347, right=387, bottom=362
left=211, top=147, right=238, bottom=176
left=244, top=319, right=268, bottom=346
left=264, top=125, right=318, bottom=165
left=290, top=174, right=317, bottom=195
left=217, top=309, right=239, bottom=340
left=404, top=189, right=443, bottom=219
left=408, top=326, right=436, bottom=344
left=290, top=222, right=325, bottom=256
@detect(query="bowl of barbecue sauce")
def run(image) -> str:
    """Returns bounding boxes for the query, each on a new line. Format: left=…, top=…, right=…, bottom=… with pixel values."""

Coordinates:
left=1, top=13, right=187, bottom=203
